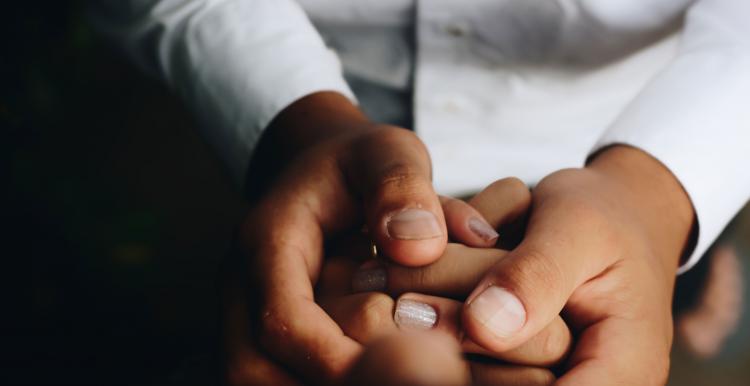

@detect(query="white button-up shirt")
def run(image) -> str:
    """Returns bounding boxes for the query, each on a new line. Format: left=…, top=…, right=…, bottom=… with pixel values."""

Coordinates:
left=90, top=0, right=750, bottom=273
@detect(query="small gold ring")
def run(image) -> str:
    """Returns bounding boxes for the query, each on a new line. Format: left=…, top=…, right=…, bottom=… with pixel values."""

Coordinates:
left=369, top=240, right=379, bottom=260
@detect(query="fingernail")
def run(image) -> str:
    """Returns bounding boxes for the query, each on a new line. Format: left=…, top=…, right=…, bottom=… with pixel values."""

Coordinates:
left=467, top=286, right=525, bottom=338
left=468, top=217, right=499, bottom=242
left=387, top=209, right=442, bottom=240
left=394, top=298, right=437, bottom=330
left=352, top=262, right=387, bottom=292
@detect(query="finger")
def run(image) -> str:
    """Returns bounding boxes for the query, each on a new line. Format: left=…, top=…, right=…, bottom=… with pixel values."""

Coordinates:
left=468, top=177, right=531, bottom=248
left=321, top=292, right=399, bottom=344
left=468, top=177, right=531, bottom=230
left=344, top=331, right=470, bottom=386
left=321, top=290, right=571, bottom=366
left=244, top=163, right=363, bottom=382
left=395, top=293, right=571, bottom=367
left=352, top=243, right=505, bottom=298
left=221, top=250, right=301, bottom=386
left=463, top=192, right=613, bottom=353
left=346, top=245, right=573, bottom=366
left=345, top=126, right=447, bottom=266
left=469, top=362, right=555, bottom=386
left=463, top=316, right=572, bottom=368
left=440, top=196, right=498, bottom=247
left=317, top=255, right=360, bottom=301
left=249, top=221, right=361, bottom=381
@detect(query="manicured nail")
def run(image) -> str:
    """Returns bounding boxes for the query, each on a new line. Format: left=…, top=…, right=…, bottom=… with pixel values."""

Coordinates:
left=394, top=299, right=437, bottom=330
left=468, top=217, right=499, bottom=242
left=352, top=262, right=387, bottom=292
left=387, top=209, right=442, bottom=240
left=467, top=286, right=525, bottom=338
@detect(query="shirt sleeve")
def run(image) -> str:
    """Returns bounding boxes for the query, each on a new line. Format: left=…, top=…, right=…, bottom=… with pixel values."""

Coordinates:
left=590, top=0, right=750, bottom=274
left=88, top=0, right=355, bottom=186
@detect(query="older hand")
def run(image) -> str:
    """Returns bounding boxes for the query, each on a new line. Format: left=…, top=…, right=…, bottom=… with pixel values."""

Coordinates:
left=237, top=92, right=499, bottom=383
left=232, top=88, right=507, bottom=383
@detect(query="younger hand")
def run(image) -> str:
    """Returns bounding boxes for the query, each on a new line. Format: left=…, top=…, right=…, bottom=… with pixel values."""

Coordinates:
left=461, top=146, right=695, bottom=385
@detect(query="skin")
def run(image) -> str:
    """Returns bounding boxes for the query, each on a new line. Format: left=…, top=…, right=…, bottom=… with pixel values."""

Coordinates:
left=317, top=246, right=572, bottom=368
left=459, top=146, right=695, bottom=385
left=227, top=174, right=566, bottom=385
left=232, top=91, right=695, bottom=385
left=223, top=240, right=568, bottom=385
left=345, top=331, right=557, bottom=386
left=235, top=91, right=498, bottom=383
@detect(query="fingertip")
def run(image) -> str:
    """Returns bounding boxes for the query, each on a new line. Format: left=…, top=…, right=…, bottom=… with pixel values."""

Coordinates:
left=467, top=177, right=532, bottom=233
left=462, top=285, right=528, bottom=352
left=374, top=207, right=447, bottom=266
left=385, top=208, right=444, bottom=241
left=466, top=216, right=500, bottom=245
left=379, top=238, right=447, bottom=267
left=440, top=195, right=499, bottom=247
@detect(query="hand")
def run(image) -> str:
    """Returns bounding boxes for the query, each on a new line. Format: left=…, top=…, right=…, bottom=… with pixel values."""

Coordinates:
left=318, top=243, right=571, bottom=370
left=345, top=331, right=555, bottom=386
left=460, top=146, right=695, bottom=385
left=234, top=92, right=500, bottom=383
left=222, top=327, right=554, bottom=386
left=224, top=177, right=561, bottom=385
left=223, top=239, right=569, bottom=386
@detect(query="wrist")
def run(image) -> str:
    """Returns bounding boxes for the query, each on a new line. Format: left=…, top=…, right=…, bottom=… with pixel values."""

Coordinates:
left=587, top=145, right=696, bottom=269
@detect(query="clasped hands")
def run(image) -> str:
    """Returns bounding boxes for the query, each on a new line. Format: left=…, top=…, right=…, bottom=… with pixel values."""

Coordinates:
left=224, top=93, right=694, bottom=386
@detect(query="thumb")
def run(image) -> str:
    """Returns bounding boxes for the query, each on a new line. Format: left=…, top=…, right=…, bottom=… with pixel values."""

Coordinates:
left=345, top=126, right=447, bottom=266
left=462, top=192, right=611, bottom=352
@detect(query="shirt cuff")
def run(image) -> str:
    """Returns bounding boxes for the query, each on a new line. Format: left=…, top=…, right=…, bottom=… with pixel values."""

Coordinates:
left=91, top=0, right=356, bottom=188
left=173, top=0, right=356, bottom=187
left=591, top=49, right=750, bottom=274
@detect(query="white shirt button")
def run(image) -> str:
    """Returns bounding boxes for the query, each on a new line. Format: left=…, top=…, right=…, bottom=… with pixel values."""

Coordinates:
left=443, top=23, right=470, bottom=37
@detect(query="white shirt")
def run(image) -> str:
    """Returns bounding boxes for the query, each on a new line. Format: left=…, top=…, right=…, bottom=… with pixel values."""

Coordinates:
left=90, top=0, right=750, bottom=273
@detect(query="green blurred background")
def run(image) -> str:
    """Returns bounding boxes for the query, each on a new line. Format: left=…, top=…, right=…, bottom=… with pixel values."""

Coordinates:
left=2, top=1, right=749, bottom=385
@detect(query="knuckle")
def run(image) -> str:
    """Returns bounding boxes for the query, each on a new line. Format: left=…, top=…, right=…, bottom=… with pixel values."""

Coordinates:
left=511, top=248, right=569, bottom=299
left=388, top=264, right=437, bottom=294
left=525, top=368, right=557, bottom=386
left=361, top=125, right=429, bottom=161
left=539, top=322, right=569, bottom=365
left=258, top=306, right=293, bottom=349
left=372, top=166, right=431, bottom=207
left=412, top=265, right=433, bottom=291
left=488, top=177, right=531, bottom=203
left=441, top=196, right=466, bottom=215
left=352, top=293, right=396, bottom=340
left=378, top=163, right=425, bottom=192
left=375, top=162, right=432, bottom=198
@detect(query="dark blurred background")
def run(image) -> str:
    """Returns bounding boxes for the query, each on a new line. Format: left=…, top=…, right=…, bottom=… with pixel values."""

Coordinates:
left=2, top=1, right=749, bottom=385
left=3, top=1, right=245, bottom=385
